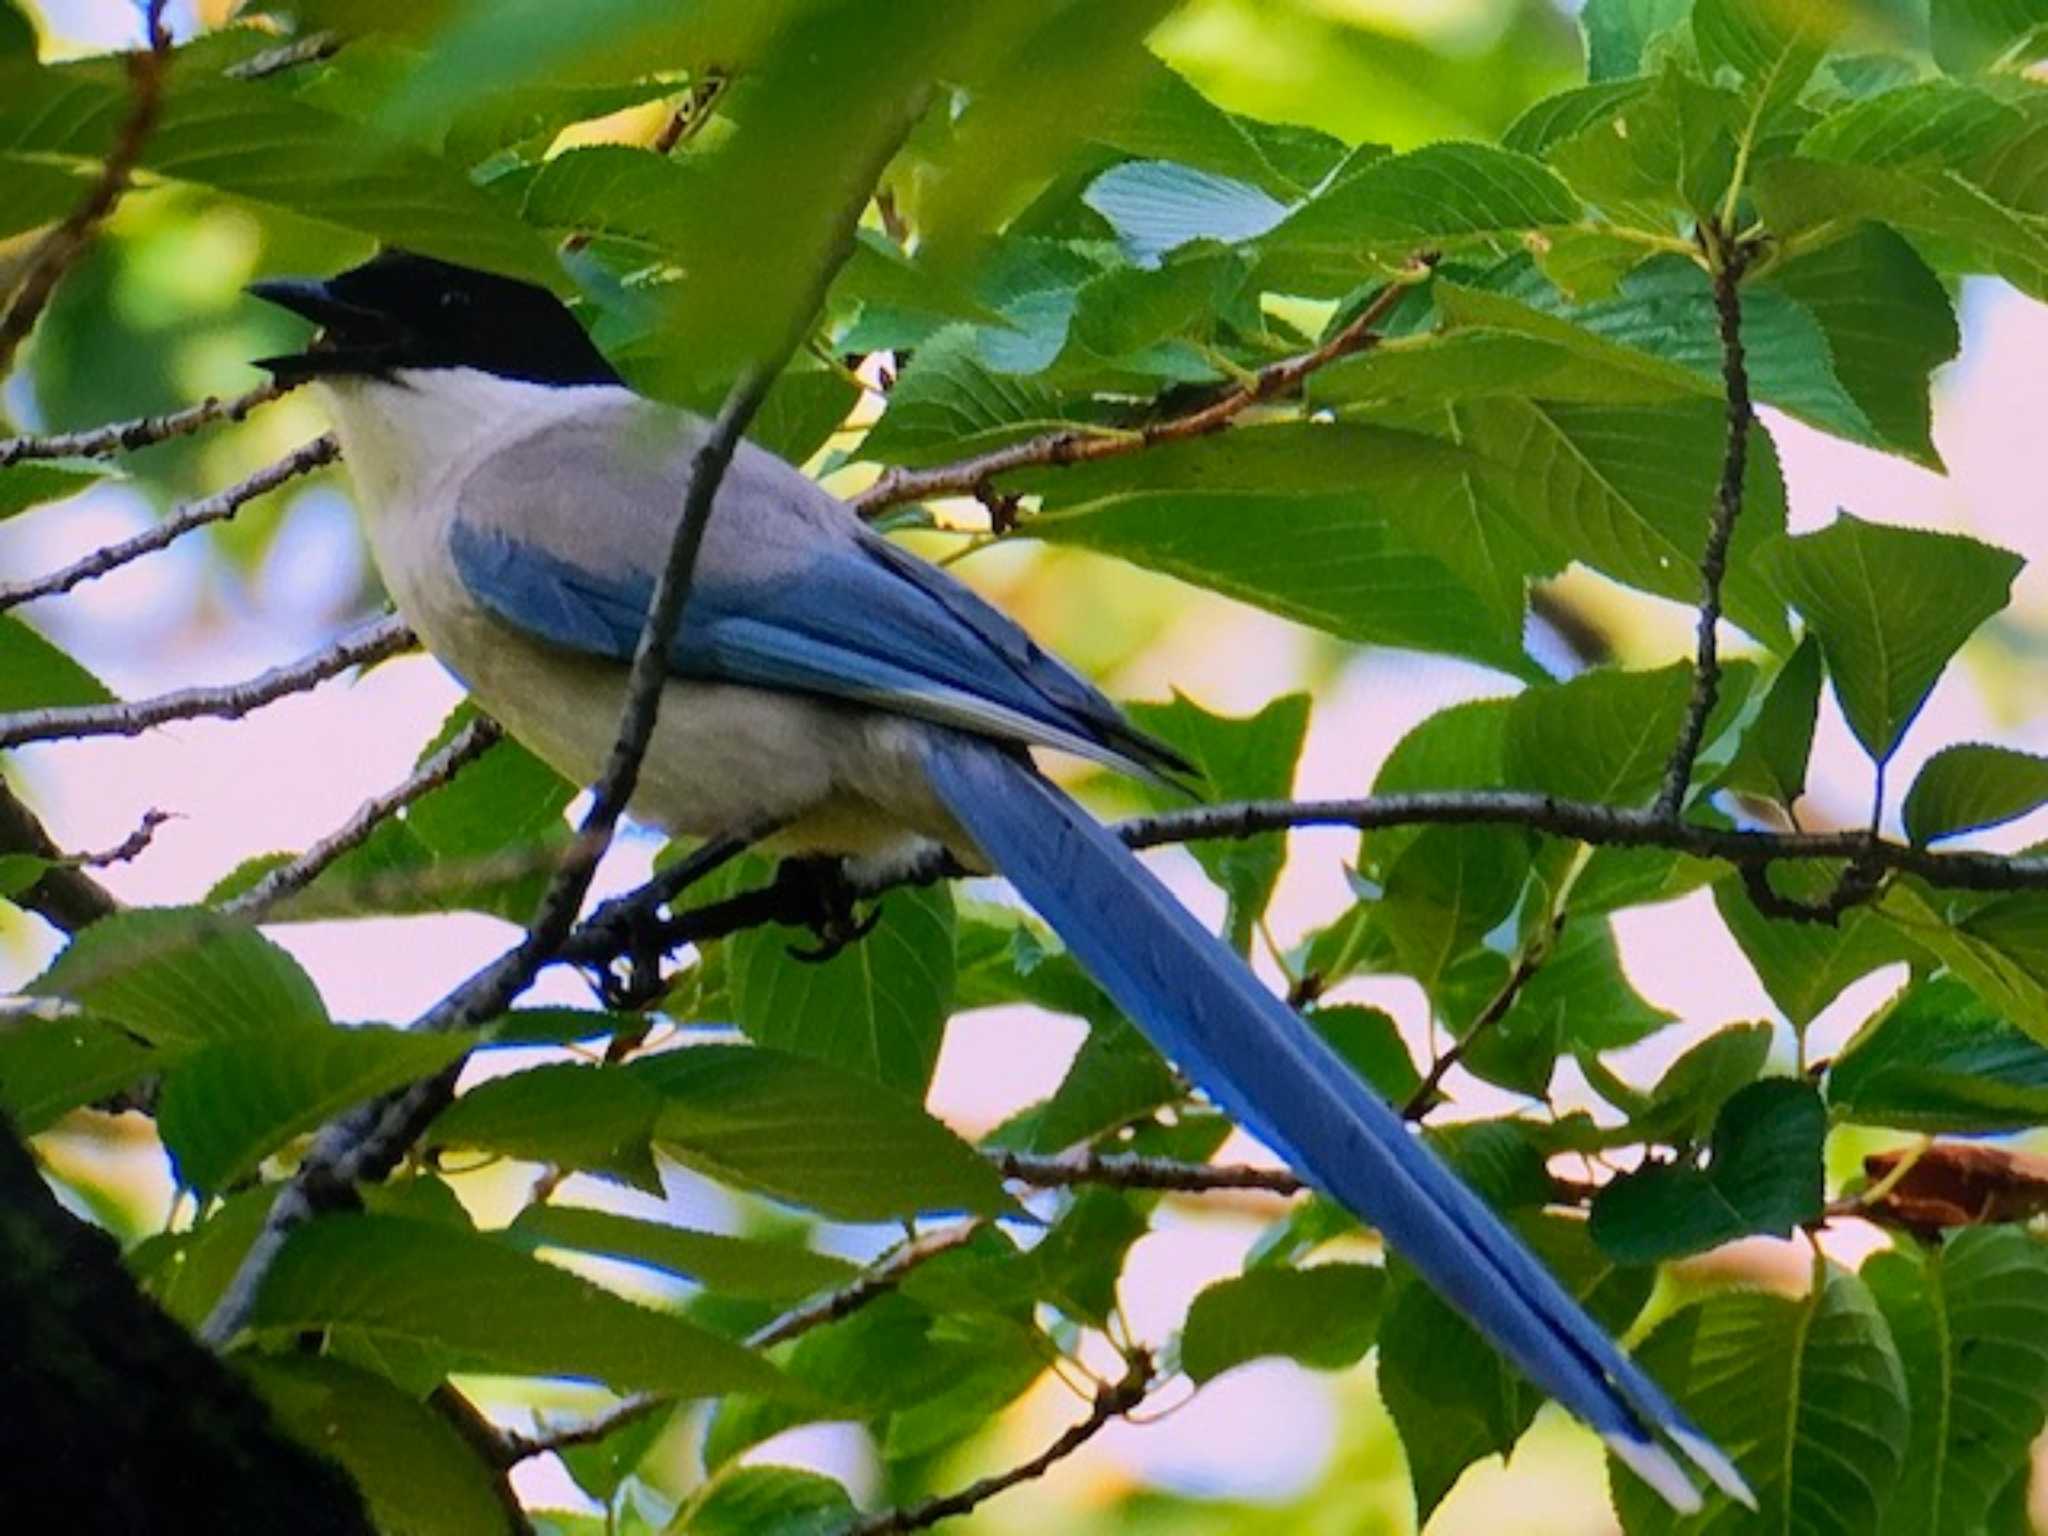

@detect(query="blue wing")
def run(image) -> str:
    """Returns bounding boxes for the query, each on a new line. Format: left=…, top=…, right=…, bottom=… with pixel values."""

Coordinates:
left=448, top=519, right=1188, bottom=780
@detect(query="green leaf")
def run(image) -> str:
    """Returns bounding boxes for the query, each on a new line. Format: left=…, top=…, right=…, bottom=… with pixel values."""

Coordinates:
left=1590, top=1078, right=1824, bottom=1262
left=1180, top=1263, right=1386, bottom=1383
left=1454, top=393, right=1791, bottom=649
left=428, top=1062, right=665, bottom=1193
left=1931, top=0, right=2048, bottom=73
left=1693, top=0, right=1840, bottom=125
left=881, top=1311, right=1048, bottom=1461
left=1801, top=80, right=2025, bottom=171
left=1504, top=79, right=1655, bottom=156
left=1764, top=513, right=2024, bottom=764
left=1377, top=824, right=1531, bottom=991
left=1716, top=633, right=1824, bottom=809
left=0, top=1013, right=156, bottom=1134
left=246, top=1212, right=791, bottom=1399
left=0, top=0, right=34, bottom=59
left=1026, top=488, right=1535, bottom=677
left=1878, top=878, right=2048, bottom=1042
left=635, top=1045, right=1011, bottom=1222
left=1310, top=1005, right=1423, bottom=1106
left=1126, top=690, right=1309, bottom=951
left=1582, top=0, right=1696, bottom=81
left=31, top=907, right=329, bottom=1046
left=899, top=1191, right=1147, bottom=1328
left=1632, top=1021, right=1776, bottom=1144
left=0, top=614, right=112, bottom=710
left=731, top=881, right=955, bottom=1095
left=1903, top=743, right=2048, bottom=845
left=1505, top=660, right=1754, bottom=807
left=241, top=1355, right=512, bottom=1536
left=158, top=1024, right=475, bottom=1197
left=857, top=324, right=1076, bottom=467
left=1381, top=1213, right=1653, bottom=1521
left=1263, top=142, right=1581, bottom=279
left=0, top=461, right=110, bottom=520
left=681, top=1466, right=855, bottom=1536
left=1461, top=917, right=1678, bottom=1095
left=1713, top=870, right=1915, bottom=1028
left=0, top=67, right=551, bottom=281
left=1762, top=225, right=1960, bottom=468
left=1753, top=157, right=2048, bottom=301
left=1828, top=974, right=2048, bottom=1132
left=1547, top=66, right=1743, bottom=224
left=502, top=1205, right=858, bottom=1302
left=1612, top=1267, right=1909, bottom=1536
left=1082, top=160, right=1290, bottom=267
left=1866, top=1228, right=2048, bottom=1536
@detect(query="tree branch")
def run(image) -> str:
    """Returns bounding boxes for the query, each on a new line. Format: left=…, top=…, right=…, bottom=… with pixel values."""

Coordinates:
left=220, top=714, right=502, bottom=920
left=223, top=30, right=342, bottom=80
left=1654, top=226, right=1753, bottom=821
left=0, top=0, right=173, bottom=378
left=845, top=1349, right=1152, bottom=1536
left=993, top=1149, right=1304, bottom=1197
left=848, top=264, right=1428, bottom=518
left=0, top=435, right=339, bottom=614
left=196, top=379, right=773, bottom=1350
left=0, top=382, right=294, bottom=467
left=0, top=613, right=415, bottom=750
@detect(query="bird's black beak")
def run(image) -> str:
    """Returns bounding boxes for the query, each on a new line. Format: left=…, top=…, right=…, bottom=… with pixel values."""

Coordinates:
left=247, top=276, right=399, bottom=381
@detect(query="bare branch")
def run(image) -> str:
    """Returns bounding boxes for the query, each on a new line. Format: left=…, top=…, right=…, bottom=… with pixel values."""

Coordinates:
left=1654, top=226, right=1754, bottom=821
left=0, top=0, right=173, bottom=377
left=0, top=435, right=339, bottom=614
left=75, top=807, right=173, bottom=869
left=0, top=614, right=415, bottom=750
left=496, top=1221, right=986, bottom=1469
left=223, top=30, right=341, bottom=80
left=0, top=782, right=118, bottom=932
left=221, top=714, right=502, bottom=920
left=845, top=1349, right=1153, bottom=1536
left=993, top=1148, right=1304, bottom=1197
left=849, top=265, right=1428, bottom=518
left=0, top=382, right=295, bottom=467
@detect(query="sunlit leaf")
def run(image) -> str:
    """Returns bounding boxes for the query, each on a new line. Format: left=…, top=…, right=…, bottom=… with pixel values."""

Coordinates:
left=1903, top=743, right=2048, bottom=845
left=1180, top=1263, right=1385, bottom=1382
left=1828, top=974, right=2048, bottom=1132
left=502, top=1205, right=857, bottom=1302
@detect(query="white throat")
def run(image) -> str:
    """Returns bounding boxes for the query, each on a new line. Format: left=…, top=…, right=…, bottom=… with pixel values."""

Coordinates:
left=314, top=367, right=634, bottom=522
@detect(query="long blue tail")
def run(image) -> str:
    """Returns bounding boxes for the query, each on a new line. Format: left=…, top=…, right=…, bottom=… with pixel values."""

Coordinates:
left=923, top=735, right=1752, bottom=1513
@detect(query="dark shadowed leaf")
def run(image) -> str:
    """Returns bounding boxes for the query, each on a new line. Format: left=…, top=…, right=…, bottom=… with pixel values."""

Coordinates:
left=1590, top=1078, right=1824, bottom=1262
left=0, top=1012, right=157, bottom=1134
left=501, top=1205, right=857, bottom=1302
left=1716, top=634, right=1824, bottom=810
left=683, top=1466, right=856, bottom=1536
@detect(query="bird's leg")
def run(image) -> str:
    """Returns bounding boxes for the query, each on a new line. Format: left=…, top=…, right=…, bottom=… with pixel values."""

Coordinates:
left=775, top=855, right=881, bottom=963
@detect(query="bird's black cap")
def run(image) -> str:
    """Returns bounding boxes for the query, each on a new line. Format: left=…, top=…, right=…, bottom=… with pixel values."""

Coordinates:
left=248, top=251, right=622, bottom=388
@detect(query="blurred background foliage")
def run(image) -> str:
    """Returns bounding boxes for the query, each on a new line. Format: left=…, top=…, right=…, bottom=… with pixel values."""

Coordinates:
left=4, top=0, right=2048, bottom=1533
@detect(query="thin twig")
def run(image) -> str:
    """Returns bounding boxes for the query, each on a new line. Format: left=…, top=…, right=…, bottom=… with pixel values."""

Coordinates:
left=0, top=383, right=292, bottom=466
left=993, top=1149, right=1304, bottom=1197
left=844, top=1349, right=1153, bottom=1536
left=196, top=380, right=773, bottom=1351
left=849, top=265, right=1428, bottom=518
left=0, top=614, right=415, bottom=750
left=0, top=0, right=173, bottom=377
left=1654, top=225, right=1753, bottom=822
left=75, top=807, right=173, bottom=869
left=221, top=715, right=502, bottom=920
left=0, top=435, right=339, bottom=613
left=496, top=1221, right=986, bottom=1468
left=1401, top=942, right=1549, bottom=1120
left=223, top=30, right=341, bottom=80
left=0, top=782, right=118, bottom=932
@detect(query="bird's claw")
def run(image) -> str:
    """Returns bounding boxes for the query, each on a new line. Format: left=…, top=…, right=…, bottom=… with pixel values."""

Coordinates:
left=776, top=856, right=881, bottom=963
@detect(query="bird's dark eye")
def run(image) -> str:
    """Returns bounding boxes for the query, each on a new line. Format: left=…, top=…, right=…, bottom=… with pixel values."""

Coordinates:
left=438, top=289, right=471, bottom=313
